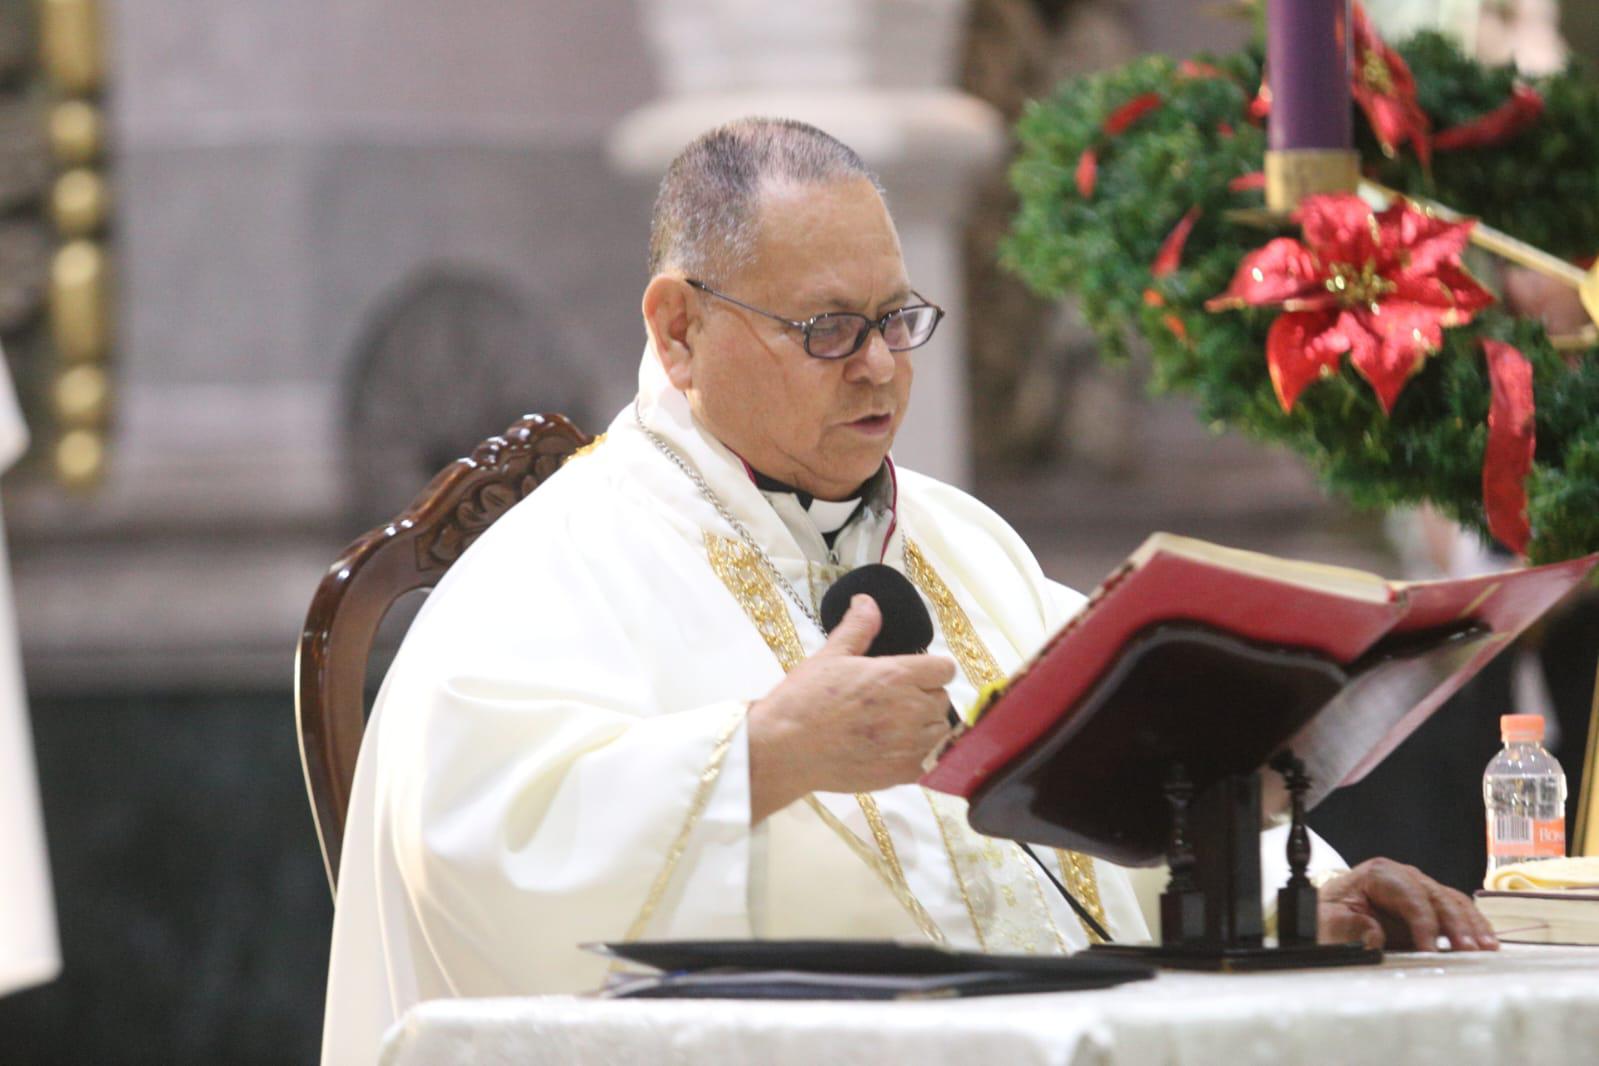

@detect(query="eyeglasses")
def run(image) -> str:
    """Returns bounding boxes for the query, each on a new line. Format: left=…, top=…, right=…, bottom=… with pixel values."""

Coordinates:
left=686, top=279, right=945, bottom=360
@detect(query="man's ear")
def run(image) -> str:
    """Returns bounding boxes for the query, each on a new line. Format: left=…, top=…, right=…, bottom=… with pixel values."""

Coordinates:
left=642, top=275, right=696, bottom=391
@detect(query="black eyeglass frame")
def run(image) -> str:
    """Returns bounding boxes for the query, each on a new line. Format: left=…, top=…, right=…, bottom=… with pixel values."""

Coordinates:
left=685, top=278, right=945, bottom=361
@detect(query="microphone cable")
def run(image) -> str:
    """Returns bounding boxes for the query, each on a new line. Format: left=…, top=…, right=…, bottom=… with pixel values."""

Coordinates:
left=1020, top=844, right=1114, bottom=944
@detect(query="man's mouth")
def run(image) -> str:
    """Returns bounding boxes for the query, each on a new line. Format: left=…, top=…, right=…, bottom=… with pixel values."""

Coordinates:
left=847, top=413, right=894, bottom=435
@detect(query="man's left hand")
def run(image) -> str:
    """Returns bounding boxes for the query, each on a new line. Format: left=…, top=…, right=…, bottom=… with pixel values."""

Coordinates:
left=1318, top=858, right=1499, bottom=952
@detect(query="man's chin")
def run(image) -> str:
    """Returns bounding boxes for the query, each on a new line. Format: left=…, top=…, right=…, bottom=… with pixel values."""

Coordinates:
left=810, top=452, right=890, bottom=500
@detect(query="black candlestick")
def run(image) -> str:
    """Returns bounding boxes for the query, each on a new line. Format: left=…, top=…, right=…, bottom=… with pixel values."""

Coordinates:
left=1271, top=750, right=1318, bottom=945
left=1160, top=763, right=1205, bottom=943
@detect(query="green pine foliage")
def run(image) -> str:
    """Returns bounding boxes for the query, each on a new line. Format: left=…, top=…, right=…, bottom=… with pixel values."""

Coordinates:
left=1003, top=35, right=1599, bottom=563
left=1370, top=34, right=1599, bottom=261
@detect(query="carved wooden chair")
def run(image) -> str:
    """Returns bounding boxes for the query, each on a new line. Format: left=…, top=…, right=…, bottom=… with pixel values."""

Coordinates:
left=295, top=413, right=592, bottom=895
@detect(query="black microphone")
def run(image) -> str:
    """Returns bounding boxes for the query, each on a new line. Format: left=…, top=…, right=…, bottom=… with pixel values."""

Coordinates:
left=818, top=564, right=933, bottom=657
left=820, top=564, right=953, bottom=726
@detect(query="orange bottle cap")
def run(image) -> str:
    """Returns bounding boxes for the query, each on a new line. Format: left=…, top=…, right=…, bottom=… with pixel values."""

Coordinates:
left=1501, top=713, right=1545, bottom=742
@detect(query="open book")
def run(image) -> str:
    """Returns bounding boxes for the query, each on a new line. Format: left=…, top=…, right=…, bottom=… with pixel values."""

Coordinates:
left=921, top=533, right=1598, bottom=867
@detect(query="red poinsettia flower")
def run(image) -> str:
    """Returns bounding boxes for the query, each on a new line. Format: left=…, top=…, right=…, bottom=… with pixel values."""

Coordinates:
left=1350, top=1, right=1431, bottom=166
left=1206, top=194, right=1495, bottom=413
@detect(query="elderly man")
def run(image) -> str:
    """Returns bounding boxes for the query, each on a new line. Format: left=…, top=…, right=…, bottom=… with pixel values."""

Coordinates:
left=320, top=118, right=1495, bottom=1064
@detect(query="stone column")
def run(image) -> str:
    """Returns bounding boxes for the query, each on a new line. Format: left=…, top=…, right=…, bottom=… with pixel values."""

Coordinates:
left=610, top=0, right=1003, bottom=488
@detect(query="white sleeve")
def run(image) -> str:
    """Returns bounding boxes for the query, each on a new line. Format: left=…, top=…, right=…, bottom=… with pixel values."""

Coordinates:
left=379, top=658, right=757, bottom=997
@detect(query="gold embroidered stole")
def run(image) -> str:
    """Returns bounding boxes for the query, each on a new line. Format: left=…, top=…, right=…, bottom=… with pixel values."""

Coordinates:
left=903, top=539, right=1109, bottom=945
left=704, top=529, right=1108, bottom=949
left=705, top=534, right=947, bottom=945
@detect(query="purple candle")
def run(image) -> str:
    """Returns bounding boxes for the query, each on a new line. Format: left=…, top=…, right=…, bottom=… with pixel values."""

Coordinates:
left=1266, top=0, right=1353, bottom=152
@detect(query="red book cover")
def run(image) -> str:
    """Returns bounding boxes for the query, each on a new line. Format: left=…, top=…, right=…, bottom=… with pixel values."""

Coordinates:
left=920, top=534, right=1596, bottom=863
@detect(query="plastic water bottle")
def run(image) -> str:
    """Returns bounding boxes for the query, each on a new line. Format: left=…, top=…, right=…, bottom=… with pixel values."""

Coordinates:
left=1483, top=713, right=1567, bottom=881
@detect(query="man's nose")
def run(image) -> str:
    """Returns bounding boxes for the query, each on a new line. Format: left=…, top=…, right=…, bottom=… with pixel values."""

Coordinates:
left=847, top=329, right=897, bottom=384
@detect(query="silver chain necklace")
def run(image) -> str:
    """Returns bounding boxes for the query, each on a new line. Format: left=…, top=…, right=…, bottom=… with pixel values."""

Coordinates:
left=633, top=404, right=825, bottom=631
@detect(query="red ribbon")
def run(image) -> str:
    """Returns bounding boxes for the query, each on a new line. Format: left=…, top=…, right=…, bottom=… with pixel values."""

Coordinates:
left=1144, top=207, right=1203, bottom=345
left=1151, top=207, right=1202, bottom=278
left=1104, top=93, right=1163, bottom=136
left=1076, top=93, right=1164, bottom=200
left=1076, top=149, right=1098, bottom=198
left=1178, top=59, right=1228, bottom=81
left=1482, top=339, right=1536, bottom=555
left=1434, top=84, right=1544, bottom=152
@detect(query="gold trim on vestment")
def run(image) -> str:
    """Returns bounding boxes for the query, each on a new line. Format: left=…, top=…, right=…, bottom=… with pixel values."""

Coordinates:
left=704, top=532, right=944, bottom=943
left=621, top=705, right=746, bottom=942
left=903, top=539, right=1006, bottom=688
left=705, top=533, right=806, bottom=672
left=805, top=796, right=947, bottom=945
left=564, top=432, right=607, bottom=463
left=1054, top=850, right=1110, bottom=943
left=924, top=783, right=1070, bottom=954
left=857, top=794, right=909, bottom=887
left=1022, top=850, right=1072, bottom=953
left=923, top=790, right=989, bottom=950
left=904, top=537, right=1109, bottom=942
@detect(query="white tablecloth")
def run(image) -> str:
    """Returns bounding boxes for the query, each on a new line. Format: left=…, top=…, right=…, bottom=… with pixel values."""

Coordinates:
left=379, top=946, right=1599, bottom=1066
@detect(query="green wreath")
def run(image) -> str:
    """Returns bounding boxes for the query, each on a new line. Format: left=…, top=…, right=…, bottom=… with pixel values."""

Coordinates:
left=1003, top=31, right=1599, bottom=565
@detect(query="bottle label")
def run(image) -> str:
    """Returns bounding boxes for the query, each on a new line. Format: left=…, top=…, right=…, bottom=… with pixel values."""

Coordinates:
left=1488, top=815, right=1566, bottom=859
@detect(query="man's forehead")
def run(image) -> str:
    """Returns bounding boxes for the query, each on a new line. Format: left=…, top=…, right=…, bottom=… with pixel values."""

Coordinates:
left=749, top=179, right=910, bottom=307
left=794, top=280, right=913, bottom=312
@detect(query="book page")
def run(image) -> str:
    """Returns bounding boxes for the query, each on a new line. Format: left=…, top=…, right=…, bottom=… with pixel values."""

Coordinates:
left=1131, top=533, right=1393, bottom=604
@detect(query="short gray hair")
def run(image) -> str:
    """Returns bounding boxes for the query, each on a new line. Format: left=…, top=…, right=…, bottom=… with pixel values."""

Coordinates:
left=647, top=117, right=882, bottom=281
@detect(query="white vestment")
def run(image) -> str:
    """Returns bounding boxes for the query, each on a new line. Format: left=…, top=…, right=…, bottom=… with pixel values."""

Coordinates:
left=321, top=349, right=1343, bottom=1064
left=0, top=351, right=57, bottom=998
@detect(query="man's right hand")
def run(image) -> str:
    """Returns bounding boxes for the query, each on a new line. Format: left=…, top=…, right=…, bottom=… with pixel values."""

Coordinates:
left=747, top=595, right=957, bottom=824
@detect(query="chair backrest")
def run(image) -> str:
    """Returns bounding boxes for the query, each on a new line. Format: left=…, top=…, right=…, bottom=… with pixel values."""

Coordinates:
left=295, top=412, right=592, bottom=895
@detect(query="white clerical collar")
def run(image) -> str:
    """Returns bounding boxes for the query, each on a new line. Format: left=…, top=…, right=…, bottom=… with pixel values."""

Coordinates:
left=747, top=462, right=894, bottom=541
left=807, top=495, right=863, bottom=537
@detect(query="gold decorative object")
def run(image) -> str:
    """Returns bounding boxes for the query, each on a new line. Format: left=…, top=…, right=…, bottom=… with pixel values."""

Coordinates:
left=50, top=168, right=109, bottom=237
left=49, top=239, right=110, bottom=364
left=52, top=364, right=107, bottom=425
left=1579, top=662, right=1599, bottom=856
left=54, top=427, right=103, bottom=487
left=38, top=0, right=112, bottom=490
left=40, top=0, right=104, bottom=96
left=1264, top=148, right=1361, bottom=213
left=48, top=100, right=103, bottom=167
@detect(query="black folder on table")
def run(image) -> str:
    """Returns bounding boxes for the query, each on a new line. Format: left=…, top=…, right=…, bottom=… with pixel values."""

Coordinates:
left=585, top=939, right=1155, bottom=1000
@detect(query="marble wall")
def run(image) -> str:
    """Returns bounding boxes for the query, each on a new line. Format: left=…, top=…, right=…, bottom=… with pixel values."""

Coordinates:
left=12, top=0, right=662, bottom=692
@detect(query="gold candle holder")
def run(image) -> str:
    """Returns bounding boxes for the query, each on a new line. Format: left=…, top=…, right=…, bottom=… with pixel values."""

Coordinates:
left=1265, top=148, right=1361, bottom=214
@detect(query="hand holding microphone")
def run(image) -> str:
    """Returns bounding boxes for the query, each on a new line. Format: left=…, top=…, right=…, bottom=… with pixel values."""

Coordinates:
left=819, top=566, right=962, bottom=730
left=749, top=566, right=1111, bottom=940
left=747, top=567, right=957, bottom=824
